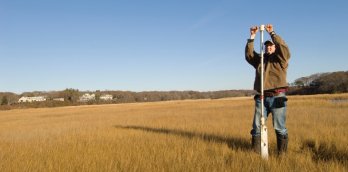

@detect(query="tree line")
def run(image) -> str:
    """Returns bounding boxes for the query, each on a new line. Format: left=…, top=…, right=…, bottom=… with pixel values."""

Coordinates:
left=1, top=71, right=347, bottom=110
left=0, top=89, right=255, bottom=110
left=288, top=71, right=348, bottom=95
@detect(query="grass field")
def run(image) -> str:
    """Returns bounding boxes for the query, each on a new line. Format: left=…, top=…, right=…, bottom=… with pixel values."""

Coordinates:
left=0, top=94, right=347, bottom=171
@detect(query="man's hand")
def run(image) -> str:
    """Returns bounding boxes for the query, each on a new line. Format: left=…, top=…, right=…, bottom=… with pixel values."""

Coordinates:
left=265, top=24, right=274, bottom=33
left=250, top=26, right=258, bottom=39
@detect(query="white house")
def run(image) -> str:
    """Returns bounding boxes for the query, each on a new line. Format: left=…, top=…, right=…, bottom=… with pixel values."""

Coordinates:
left=53, top=98, right=64, bottom=101
left=18, top=96, right=46, bottom=103
left=100, top=94, right=113, bottom=101
left=79, top=93, right=95, bottom=102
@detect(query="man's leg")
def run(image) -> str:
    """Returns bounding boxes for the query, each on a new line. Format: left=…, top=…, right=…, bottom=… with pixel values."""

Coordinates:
left=251, top=95, right=269, bottom=153
left=271, top=93, right=288, bottom=155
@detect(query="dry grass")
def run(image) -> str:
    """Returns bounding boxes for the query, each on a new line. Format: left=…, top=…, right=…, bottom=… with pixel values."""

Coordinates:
left=0, top=94, right=347, bottom=171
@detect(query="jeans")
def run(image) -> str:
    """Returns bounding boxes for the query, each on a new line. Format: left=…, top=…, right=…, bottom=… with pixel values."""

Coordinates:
left=250, top=92, right=288, bottom=137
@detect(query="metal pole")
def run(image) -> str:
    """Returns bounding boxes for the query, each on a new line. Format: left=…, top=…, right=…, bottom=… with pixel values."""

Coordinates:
left=260, top=24, right=269, bottom=160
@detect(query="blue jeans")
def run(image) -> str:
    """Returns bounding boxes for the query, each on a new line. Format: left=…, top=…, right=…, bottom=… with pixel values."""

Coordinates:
left=250, top=92, right=288, bottom=137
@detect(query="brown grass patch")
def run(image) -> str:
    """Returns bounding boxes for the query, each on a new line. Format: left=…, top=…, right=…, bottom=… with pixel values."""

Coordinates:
left=0, top=94, right=347, bottom=171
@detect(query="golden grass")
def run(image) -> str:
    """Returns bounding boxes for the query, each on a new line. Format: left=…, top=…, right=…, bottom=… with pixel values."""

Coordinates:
left=0, top=93, right=347, bottom=171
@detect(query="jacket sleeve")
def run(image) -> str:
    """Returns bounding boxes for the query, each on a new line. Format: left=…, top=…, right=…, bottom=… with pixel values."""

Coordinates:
left=272, top=34, right=291, bottom=68
left=245, top=39, right=260, bottom=69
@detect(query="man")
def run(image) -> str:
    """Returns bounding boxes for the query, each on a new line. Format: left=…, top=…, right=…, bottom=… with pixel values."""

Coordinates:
left=245, top=24, right=290, bottom=155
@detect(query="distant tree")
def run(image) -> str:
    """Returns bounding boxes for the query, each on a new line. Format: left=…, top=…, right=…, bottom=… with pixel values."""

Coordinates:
left=61, top=88, right=80, bottom=103
left=315, top=71, right=348, bottom=93
left=95, top=90, right=101, bottom=102
left=294, top=80, right=305, bottom=87
left=289, top=71, right=348, bottom=95
left=0, top=92, right=19, bottom=105
left=1, top=96, right=8, bottom=105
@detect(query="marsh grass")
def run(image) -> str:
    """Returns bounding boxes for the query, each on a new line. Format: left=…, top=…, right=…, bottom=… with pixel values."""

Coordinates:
left=0, top=94, right=347, bottom=171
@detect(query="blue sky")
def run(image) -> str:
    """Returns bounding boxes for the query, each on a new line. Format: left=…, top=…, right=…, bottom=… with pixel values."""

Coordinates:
left=1, top=0, right=347, bottom=93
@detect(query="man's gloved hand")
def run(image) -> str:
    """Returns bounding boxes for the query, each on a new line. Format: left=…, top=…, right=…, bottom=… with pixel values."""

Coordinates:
left=265, top=24, right=274, bottom=34
left=250, top=26, right=258, bottom=39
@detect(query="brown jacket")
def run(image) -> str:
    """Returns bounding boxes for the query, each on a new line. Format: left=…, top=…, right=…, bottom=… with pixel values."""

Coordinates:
left=245, top=34, right=290, bottom=92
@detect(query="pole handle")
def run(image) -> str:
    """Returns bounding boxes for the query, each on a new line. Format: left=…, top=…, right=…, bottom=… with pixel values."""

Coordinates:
left=260, top=24, right=265, bottom=31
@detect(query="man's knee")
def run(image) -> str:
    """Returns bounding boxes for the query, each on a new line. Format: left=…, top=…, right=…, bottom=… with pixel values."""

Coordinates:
left=250, top=129, right=261, bottom=136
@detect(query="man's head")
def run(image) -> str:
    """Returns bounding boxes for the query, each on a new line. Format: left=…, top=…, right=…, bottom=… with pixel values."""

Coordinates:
left=264, top=40, right=276, bottom=55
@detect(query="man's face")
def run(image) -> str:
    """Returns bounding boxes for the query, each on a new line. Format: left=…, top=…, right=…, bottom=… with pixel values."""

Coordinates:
left=265, top=44, right=276, bottom=55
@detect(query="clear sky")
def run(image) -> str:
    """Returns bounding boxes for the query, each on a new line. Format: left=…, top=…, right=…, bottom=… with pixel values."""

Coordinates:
left=1, top=0, right=347, bottom=93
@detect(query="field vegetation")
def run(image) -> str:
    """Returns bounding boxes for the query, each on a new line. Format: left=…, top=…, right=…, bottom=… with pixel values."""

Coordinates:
left=0, top=94, right=347, bottom=171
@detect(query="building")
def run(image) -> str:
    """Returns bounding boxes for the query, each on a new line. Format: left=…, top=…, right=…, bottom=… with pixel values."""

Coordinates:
left=79, top=93, right=95, bottom=102
left=18, top=96, right=46, bottom=103
left=53, top=98, right=65, bottom=101
left=100, top=94, right=113, bottom=101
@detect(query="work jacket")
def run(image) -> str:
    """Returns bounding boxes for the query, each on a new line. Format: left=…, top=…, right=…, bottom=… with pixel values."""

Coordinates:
left=245, top=34, right=291, bottom=92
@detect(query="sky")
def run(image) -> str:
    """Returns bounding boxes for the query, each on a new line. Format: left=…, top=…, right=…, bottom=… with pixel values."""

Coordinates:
left=1, top=0, right=347, bottom=94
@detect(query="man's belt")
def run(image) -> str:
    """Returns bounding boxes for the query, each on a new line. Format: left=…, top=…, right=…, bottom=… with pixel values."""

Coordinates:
left=263, top=88, right=288, bottom=97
